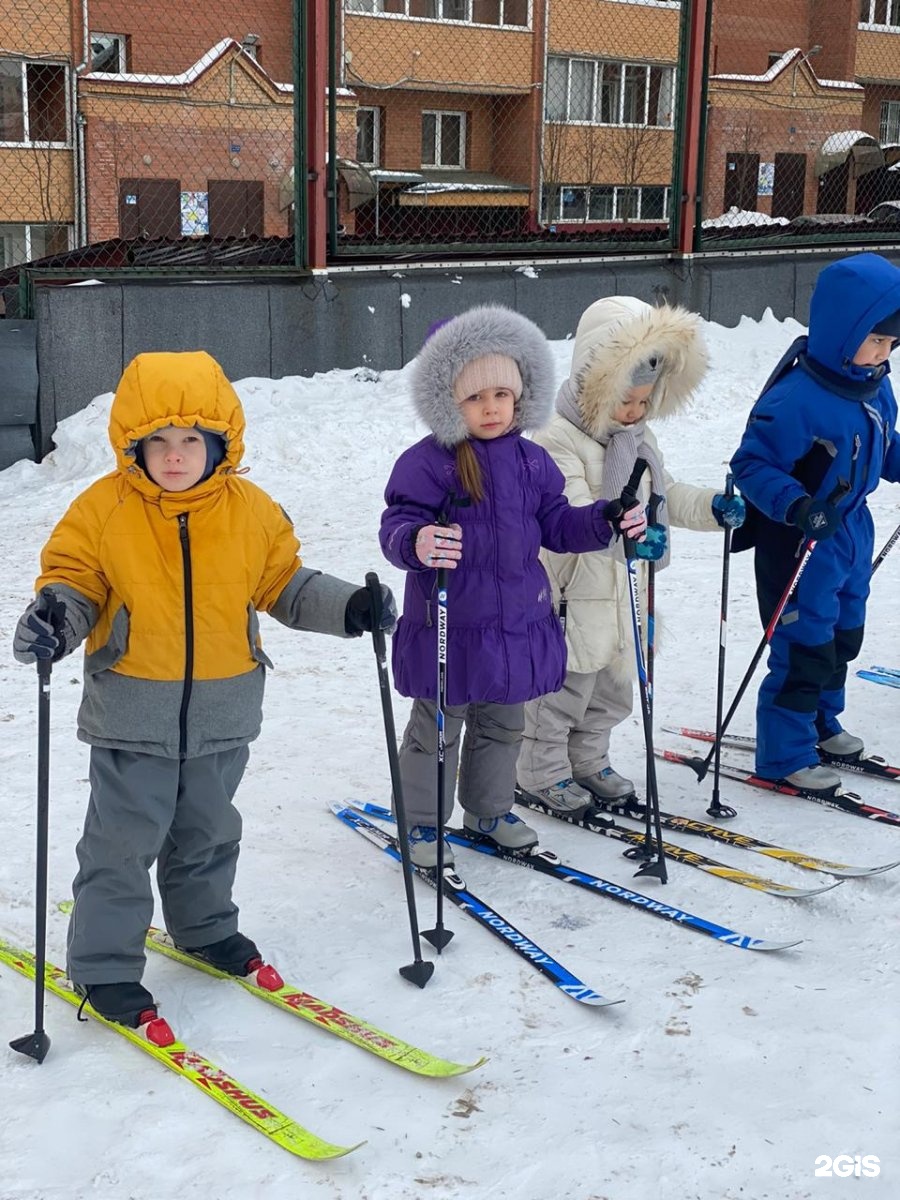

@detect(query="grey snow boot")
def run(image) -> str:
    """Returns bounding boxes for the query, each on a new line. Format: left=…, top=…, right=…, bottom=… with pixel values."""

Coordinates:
left=463, top=811, right=538, bottom=852
left=817, top=730, right=864, bottom=759
left=519, top=778, right=593, bottom=817
left=574, top=767, right=636, bottom=803
left=783, top=764, right=842, bottom=793
left=408, top=824, right=455, bottom=869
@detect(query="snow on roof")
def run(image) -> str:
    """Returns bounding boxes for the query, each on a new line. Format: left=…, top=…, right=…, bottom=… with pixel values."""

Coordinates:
left=711, top=47, right=863, bottom=91
left=80, top=38, right=358, bottom=96
left=820, top=130, right=877, bottom=154
left=702, top=206, right=790, bottom=229
left=402, top=181, right=527, bottom=195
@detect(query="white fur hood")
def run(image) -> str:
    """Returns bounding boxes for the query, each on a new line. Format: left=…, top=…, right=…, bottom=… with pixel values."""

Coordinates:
left=567, top=297, right=709, bottom=439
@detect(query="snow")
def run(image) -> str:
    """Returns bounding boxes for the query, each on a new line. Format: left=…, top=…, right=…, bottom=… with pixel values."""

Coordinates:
left=702, top=207, right=790, bottom=229
left=1, top=307, right=898, bottom=1198
left=711, top=49, right=863, bottom=90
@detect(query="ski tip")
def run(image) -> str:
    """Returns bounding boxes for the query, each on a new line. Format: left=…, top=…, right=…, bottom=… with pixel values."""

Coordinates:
left=750, top=938, right=804, bottom=952
left=562, top=985, right=626, bottom=1007
left=444, top=1054, right=490, bottom=1076
left=778, top=881, right=844, bottom=898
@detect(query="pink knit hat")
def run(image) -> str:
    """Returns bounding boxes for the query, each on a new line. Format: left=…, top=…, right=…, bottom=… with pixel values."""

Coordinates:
left=452, top=353, right=523, bottom=404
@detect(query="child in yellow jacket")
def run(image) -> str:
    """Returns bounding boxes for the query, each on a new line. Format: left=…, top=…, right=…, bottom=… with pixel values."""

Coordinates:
left=13, top=350, right=394, bottom=1036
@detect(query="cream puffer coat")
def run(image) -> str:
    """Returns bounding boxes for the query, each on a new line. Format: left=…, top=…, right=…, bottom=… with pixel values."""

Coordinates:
left=534, top=297, right=721, bottom=677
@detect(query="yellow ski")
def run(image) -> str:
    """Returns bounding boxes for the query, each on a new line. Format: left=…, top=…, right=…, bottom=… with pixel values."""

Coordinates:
left=0, top=938, right=362, bottom=1161
left=144, top=925, right=485, bottom=1077
left=56, top=904, right=484, bottom=1078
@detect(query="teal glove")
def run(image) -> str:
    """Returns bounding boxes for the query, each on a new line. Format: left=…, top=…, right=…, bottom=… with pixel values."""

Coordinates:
left=634, top=524, right=667, bottom=561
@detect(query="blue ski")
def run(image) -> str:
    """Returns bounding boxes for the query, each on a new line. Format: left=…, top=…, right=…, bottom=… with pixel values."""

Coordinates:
left=857, top=667, right=900, bottom=690
left=357, top=803, right=800, bottom=953
left=331, top=802, right=622, bottom=1007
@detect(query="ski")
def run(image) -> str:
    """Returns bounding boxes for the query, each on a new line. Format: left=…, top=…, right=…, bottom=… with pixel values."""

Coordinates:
left=0, top=937, right=360, bottom=1161
left=530, top=792, right=897, bottom=880
left=663, top=723, right=900, bottom=784
left=356, top=803, right=800, bottom=952
left=857, top=667, right=900, bottom=691
left=55, top=902, right=482, bottom=1079
left=657, top=748, right=900, bottom=828
left=331, top=802, right=622, bottom=1007
left=512, top=789, right=841, bottom=897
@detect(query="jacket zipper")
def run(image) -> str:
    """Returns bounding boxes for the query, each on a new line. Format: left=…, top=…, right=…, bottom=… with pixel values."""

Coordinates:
left=177, top=513, right=195, bottom=758
left=849, top=432, right=861, bottom=494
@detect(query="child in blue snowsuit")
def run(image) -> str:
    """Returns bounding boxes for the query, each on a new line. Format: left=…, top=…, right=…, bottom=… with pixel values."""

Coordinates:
left=731, top=252, right=900, bottom=794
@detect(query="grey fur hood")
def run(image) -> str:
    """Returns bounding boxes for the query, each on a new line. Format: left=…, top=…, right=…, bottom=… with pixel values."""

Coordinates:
left=567, top=297, right=708, bottom=439
left=410, top=306, right=555, bottom=447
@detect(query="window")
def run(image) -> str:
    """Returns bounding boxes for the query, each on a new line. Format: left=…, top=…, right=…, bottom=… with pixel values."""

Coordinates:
left=881, top=100, right=900, bottom=142
left=90, top=34, right=128, bottom=73
left=344, top=0, right=528, bottom=26
left=356, top=106, right=382, bottom=166
left=422, top=110, right=465, bottom=167
left=545, top=57, right=675, bottom=128
left=860, top=0, right=900, bottom=24
left=0, top=60, right=68, bottom=144
left=543, top=184, right=670, bottom=223
left=0, top=223, right=71, bottom=267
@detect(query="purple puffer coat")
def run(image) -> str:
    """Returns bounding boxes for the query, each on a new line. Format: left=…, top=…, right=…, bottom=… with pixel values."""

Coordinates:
left=380, top=429, right=613, bottom=705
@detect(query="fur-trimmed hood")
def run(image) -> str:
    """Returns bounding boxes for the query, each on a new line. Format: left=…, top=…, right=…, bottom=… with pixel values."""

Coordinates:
left=410, top=306, right=555, bottom=447
left=567, top=297, right=708, bottom=439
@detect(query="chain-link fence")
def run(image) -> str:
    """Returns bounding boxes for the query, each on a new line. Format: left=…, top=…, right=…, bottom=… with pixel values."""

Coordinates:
left=1, top=0, right=298, bottom=309
left=335, top=0, right=684, bottom=254
left=697, top=0, right=900, bottom=248
left=6, top=0, right=900, bottom=290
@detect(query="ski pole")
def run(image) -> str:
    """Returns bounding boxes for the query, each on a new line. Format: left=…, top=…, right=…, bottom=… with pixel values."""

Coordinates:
left=422, top=565, right=454, bottom=952
left=609, top=459, right=667, bottom=883
left=640, top=491, right=666, bottom=860
left=707, top=474, right=738, bottom=820
left=10, top=649, right=55, bottom=1063
left=685, top=478, right=850, bottom=783
left=871, top=517, right=900, bottom=576
left=364, top=573, right=434, bottom=988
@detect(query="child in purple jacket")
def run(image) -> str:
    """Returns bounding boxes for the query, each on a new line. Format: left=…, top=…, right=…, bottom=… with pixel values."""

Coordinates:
left=380, top=306, right=658, bottom=867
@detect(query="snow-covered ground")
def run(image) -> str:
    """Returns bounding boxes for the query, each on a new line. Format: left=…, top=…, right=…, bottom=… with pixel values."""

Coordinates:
left=1, top=310, right=898, bottom=1200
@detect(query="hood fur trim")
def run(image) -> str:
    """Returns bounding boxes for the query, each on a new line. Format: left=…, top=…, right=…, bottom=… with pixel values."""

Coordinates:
left=410, top=306, right=555, bottom=447
left=571, top=298, right=708, bottom=439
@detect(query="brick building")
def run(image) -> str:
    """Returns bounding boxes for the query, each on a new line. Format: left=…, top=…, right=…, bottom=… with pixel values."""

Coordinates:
left=0, top=0, right=74, bottom=267
left=5, top=0, right=900, bottom=264
left=706, top=0, right=900, bottom=220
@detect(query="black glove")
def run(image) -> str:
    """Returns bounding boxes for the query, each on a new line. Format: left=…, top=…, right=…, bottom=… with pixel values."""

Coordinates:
left=789, top=495, right=843, bottom=541
left=13, top=593, right=68, bottom=664
left=345, top=583, right=398, bottom=636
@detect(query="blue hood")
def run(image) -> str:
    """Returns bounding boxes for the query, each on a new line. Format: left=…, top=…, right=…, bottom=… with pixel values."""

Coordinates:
left=808, top=252, right=900, bottom=376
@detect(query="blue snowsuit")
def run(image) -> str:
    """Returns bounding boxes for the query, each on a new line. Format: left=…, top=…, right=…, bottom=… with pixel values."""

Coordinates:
left=730, top=253, right=900, bottom=780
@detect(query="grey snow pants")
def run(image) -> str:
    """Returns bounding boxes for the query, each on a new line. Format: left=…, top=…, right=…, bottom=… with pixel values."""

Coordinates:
left=67, top=744, right=249, bottom=984
left=517, top=667, right=633, bottom=791
left=397, top=698, right=525, bottom=829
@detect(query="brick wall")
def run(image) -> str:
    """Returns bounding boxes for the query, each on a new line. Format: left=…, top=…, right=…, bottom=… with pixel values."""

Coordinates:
left=84, top=0, right=293, bottom=82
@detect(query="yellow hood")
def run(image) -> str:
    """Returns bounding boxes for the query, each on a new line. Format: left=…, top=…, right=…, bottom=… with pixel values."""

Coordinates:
left=109, top=351, right=246, bottom=498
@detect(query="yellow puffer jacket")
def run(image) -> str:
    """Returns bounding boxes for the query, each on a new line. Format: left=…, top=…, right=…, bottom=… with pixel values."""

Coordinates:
left=35, top=351, right=356, bottom=758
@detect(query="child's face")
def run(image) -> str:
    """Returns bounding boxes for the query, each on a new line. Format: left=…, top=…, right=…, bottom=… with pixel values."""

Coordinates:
left=853, top=332, right=898, bottom=367
left=612, top=383, right=654, bottom=426
left=142, top=425, right=208, bottom=490
left=457, top=387, right=517, bottom=440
